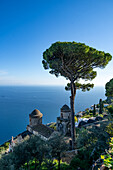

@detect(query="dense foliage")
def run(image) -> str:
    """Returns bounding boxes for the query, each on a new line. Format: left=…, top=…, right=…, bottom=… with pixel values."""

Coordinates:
left=101, top=137, right=113, bottom=169
left=107, top=104, right=113, bottom=118
left=105, top=78, right=113, bottom=97
left=69, top=120, right=111, bottom=169
left=0, top=134, right=69, bottom=170
left=106, top=123, right=113, bottom=137
left=42, top=42, right=112, bottom=80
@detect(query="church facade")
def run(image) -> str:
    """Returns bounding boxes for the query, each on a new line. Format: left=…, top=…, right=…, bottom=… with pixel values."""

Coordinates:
left=56, top=104, right=71, bottom=136
left=27, top=109, right=56, bottom=140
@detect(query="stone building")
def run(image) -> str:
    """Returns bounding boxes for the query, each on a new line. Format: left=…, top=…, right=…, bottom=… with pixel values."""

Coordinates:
left=56, top=104, right=71, bottom=136
left=27, top=109, right=56, bottom=140
left=29, top=109, right=43, bottom=126
left=8, top=109, right=56, bottom=152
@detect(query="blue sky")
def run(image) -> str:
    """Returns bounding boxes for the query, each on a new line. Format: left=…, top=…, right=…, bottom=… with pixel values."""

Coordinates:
left=0, top=0, right=113, bottom=86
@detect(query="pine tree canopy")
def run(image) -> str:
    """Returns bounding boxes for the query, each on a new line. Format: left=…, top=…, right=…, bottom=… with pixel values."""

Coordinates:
left=42, top=42, right=112, bottom=90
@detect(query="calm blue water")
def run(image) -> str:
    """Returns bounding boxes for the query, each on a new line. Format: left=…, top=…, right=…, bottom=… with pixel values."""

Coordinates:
left=0, top=86, right=106, bottom=144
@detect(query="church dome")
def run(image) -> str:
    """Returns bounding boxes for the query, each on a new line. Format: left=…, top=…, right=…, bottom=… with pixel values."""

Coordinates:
left=29, top=109, right=43, bottom=118
left=61, top=104, right=70, bottom=112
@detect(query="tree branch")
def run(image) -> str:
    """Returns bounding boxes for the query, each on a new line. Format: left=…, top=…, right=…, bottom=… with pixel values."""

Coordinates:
left=61, top=55, right=72, bottom=80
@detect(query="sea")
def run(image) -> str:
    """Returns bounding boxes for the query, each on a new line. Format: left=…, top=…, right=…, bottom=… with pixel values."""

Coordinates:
left=0, top=86, right=106, bottom=145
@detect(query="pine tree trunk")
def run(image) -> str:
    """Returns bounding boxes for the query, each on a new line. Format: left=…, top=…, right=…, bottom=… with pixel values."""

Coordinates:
left=70, top=81, right=76, bottom=150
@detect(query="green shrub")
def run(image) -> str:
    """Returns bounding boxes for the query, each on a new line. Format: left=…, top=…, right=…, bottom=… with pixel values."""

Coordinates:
left=107, top=105, right=113, bottom=117
left=101, top=137, right=113, bottom=169
left=82, top=113, right=93, bottom=118
left=99, top=114, right=103, bottom=118
left=3, top=142, right=10, bottom=149
left=70, top=149, right=91, bottom=169
left=49, top=123, right=56, bottom=130
left=23, top=159, right=69, bottom=170
left=106, top=123, right=113, bottom=136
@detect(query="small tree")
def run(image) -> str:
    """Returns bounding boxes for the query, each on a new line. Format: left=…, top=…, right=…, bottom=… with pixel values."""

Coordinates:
left=99, top=99, right=103, bottom=114
left=48, top=134, right=68, bottom=170
left=42, top=42, right=112, bottom=149
left=93, top=104, right=96, bottom=116
left=27, top=135, right=48, bottom=169
left=12, top=141, right=31, bottom=169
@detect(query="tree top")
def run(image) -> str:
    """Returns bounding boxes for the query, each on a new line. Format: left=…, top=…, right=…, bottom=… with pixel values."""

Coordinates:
left=42, top=41, right=112, bottom=82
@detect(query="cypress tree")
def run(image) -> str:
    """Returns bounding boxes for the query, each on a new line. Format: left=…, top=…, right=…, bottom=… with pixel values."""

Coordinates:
left=99, top=99, right=103, bottom=114
left=93, top=104, right=96, bottom=116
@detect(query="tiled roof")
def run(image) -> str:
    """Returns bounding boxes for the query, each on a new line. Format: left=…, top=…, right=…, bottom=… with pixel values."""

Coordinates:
left=29, top=109, right=43, bottom=118
left=31, top=124, right=54, bottom=138
left=61, top=104, right=70, bottom=112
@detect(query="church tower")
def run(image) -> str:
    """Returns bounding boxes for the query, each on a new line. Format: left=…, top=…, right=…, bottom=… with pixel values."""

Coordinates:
left=56, top=104, right=71, bottom=135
